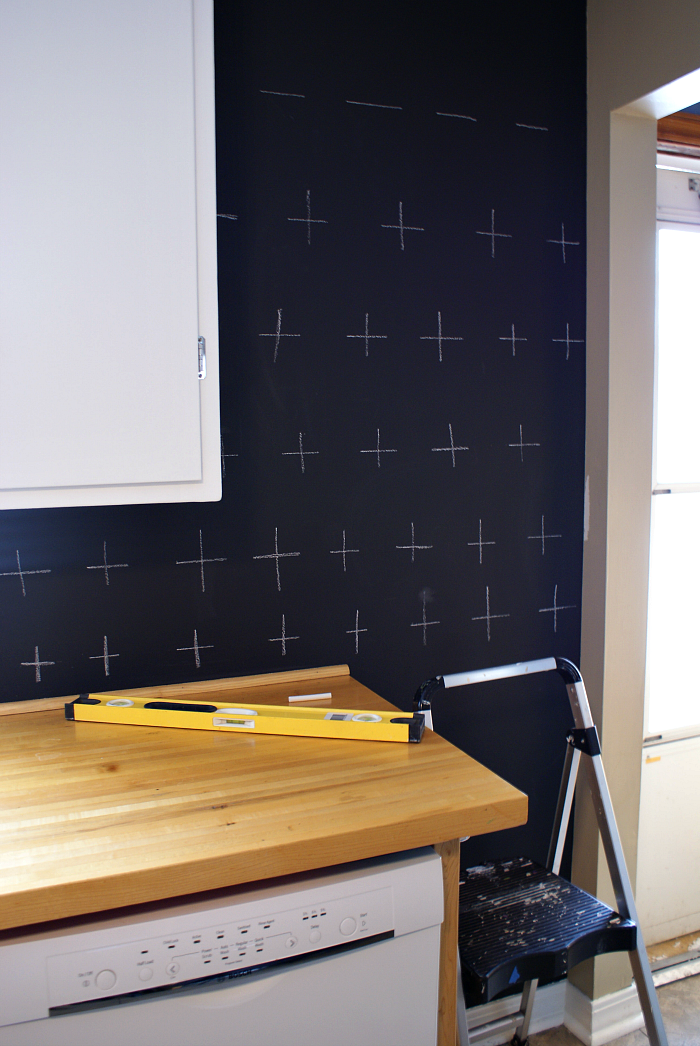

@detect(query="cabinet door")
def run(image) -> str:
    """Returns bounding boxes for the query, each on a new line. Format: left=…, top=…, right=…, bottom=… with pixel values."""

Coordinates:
left=0, top=0, right=220, bottom=507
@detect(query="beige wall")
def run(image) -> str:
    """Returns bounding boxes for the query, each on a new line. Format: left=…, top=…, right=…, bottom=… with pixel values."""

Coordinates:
left=580, top=0, right=700, bottom=999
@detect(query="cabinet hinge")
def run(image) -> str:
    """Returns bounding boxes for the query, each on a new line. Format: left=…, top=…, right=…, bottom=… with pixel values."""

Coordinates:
left=198, top=336, right=206, bottom=379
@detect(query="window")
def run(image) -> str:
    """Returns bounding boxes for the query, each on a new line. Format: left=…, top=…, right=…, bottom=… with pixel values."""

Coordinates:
left=645, top=158, right=700, bottom=739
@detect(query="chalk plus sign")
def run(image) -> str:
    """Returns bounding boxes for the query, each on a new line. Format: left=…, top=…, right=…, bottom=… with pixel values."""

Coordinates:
left=499, top=323, right=527, bottom=357
left=347, top=313, right=388, bottom=357
left=360, top=428, right=397, bottom=467
left=220, top=437, right=239, bottom=479
left=381, top=201, right=424, bottom=250
left=420, top=312, right=464, bottom=362
left=431, top=423, right=469, bottom=467
left=547, top=222, right=580, bottom=263
left=177, top=629, right=213, bottom=669
left=176, top=530, right=227, bottom=593
left=282, top=432, right=319, bottom=474
left=476, top=209, right=512, bottom=257
left=396, top=522, right=433, bottom=563
left=509, top=424, right=541, bottom=462
left=86, top=541, right=128, bottom=586
left=539, top=584, right=576, bottom=633
left=411, top=591, right=440, bottom=647
left=89, top=635, right=120, bottom=676
left=330, top=530, right=359, bottom=572
left=20, top=646, right=55, bottom=682
left=269, top=615, right=300, bottom=656
left=467, top=519, right=496, bottom=564
left=1, top=550, right=51, bottom=597
left=253, top=527, right=300, bottom=592
left=528, top=515, right=562, bottom=555
left=346, top=610, right=368, bottom=654
left=259, top=308, right=301, bottom=362
left=552, top=322, right=585, bottom=360
left=471, top=585, right=510, bottom=642
left=287, top=189, right=328, bottom=245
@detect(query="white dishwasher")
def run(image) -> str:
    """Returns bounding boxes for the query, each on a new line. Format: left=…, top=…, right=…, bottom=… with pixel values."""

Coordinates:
left=0, top=847, right=443, bottom=1046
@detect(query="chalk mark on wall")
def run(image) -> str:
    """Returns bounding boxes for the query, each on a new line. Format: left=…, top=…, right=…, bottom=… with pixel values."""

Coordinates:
left=282, top=432, right=319, bottom=473
left=346, top=609, right=368, bottom=653
left=381, top=201, right=424, bottom=250
left=547, top=222, right=579, bottom=264
left=217, top=213, right=238, bottom=220
left=287, top=190, right=328, bottom=245
left=89, top=635, right=120, bottom=676
left=260, top=90, right=305, bottom=98
left=330, top=530, right=359, bottom=572
left=552, top=322, right=584, bottom=360
left=528, top=516, right=562, bottom=555
left=176, top=530, right=227, bottom=593
left=436, top=111, right=476, bottom=121
left=499, top=323, right=528, bottom=357
left=411, top=589, right=440, bottom=646
left=20, top=646, right=55, bottom=682
left=177, top=629, right=213, bottom=669
left=476, top=209, right=513, bottom=258
left=516, top=122, right=548, bottom=131
left=259, top=308, right=301, bottom=362
left=220, top=437, right=239, bottom=479
left=269, top=614, right=300, bottom=655
left=347, top=313, right=388, bottom=357
left=1, top=550, right=51, bottom=597
left=539, top=584, right=576, bottom=632
left=254, top=528, right=301, bottom=592
left=360, top=428, right=398, bottom=467
left=347, top=99, right=402, bottom=110
left=467, top=519, right=496, bottom=564
left=472, top=585, right=510, bottom=641
left=420, top=311, right=464, bottom=362
left=86, top=541, right=128, bottom=587
left=431, top=423, right=469, bottom=467
left=396, top=522, right=433, bottom=563
left=509, top=424, right=541, bottom=462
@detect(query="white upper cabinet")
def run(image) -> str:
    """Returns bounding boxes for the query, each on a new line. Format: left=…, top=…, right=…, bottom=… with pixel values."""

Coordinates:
left=0, top=0, right=220, bottom=507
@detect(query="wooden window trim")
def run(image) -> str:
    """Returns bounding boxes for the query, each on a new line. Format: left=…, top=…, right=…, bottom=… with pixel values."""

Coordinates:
left=658, top=112, right=700, bottom=158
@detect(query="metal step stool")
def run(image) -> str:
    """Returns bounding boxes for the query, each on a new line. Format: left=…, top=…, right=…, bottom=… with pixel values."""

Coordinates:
left=414, top=657, right=667, bottom=1046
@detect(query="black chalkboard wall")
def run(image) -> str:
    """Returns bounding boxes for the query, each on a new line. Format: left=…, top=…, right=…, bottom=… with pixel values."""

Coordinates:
left=0, top=0, right=586, bottom=867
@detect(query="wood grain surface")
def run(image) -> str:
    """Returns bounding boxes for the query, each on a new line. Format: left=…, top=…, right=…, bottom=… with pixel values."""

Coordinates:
left=0, top=668, right=526, bottom=928
left=0, top=668, right=526, bottom=1046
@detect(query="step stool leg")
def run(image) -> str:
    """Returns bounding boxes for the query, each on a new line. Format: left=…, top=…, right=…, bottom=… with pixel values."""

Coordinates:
left=546, top=740, right=580, bottom=874
left=513, top=977, right=538, bottom=1044
left=566, top=676, right=668, bottom=1046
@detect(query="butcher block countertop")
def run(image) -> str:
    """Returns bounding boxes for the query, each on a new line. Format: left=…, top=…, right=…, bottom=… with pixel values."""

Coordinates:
left=0, top=665, right=527, bottom=1046
left=0, top=665, right=526, bottom=930
left=0, top=665, right=527, bottom=1041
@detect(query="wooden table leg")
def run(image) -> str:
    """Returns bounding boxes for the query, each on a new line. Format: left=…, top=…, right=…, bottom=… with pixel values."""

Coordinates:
left=435, top=838, right=460, bottom=1046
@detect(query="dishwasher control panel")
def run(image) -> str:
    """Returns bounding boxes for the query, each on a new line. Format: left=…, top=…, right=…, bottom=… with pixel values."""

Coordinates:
left=46, top=886, right=393, bottom=1008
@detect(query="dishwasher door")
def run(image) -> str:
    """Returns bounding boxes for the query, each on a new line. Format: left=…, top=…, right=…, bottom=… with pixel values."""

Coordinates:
left=0, top=848, right=443, bottom=1046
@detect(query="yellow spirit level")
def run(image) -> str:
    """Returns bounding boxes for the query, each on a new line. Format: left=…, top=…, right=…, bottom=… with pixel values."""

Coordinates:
left=65, top=694, right=425, bottom=743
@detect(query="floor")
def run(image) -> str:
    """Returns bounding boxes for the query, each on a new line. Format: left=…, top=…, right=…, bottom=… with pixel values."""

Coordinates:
left=528, top=971, right=700, bottom=1045
left=648, top=930, right=700, bottom=972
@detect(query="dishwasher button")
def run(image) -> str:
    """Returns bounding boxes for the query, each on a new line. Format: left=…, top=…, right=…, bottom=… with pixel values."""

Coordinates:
left=339, top=917, right=357, bottom=936
left=285, top=936, right=298, bottom=949
left=309, top=929, right=322, bottom=944
left=166, top=962, right=180, bottom=978
left=95, top=969, right=117, bottom=991
left=138, top=967, right=154, bottom=982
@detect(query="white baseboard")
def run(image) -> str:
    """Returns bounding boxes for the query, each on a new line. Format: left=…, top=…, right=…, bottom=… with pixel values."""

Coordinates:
left=462, top=978, right=648, bottom=1046
left=465, top=981, right=566, bottom=1044
left=564, top=981, right=644, bottom=1046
